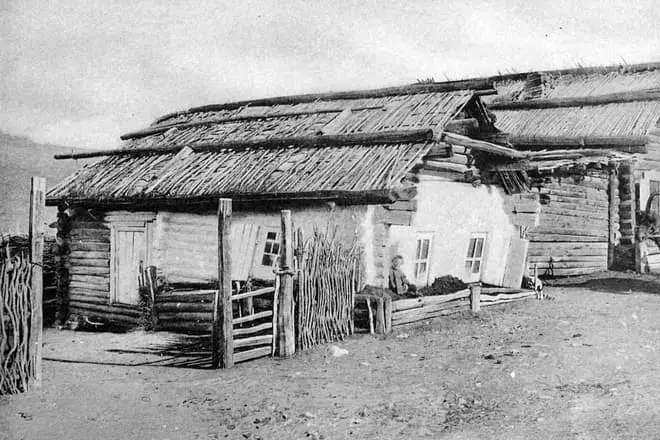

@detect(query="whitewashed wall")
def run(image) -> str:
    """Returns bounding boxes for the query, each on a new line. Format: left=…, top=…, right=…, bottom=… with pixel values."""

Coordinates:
left=152, top=204, right=369, bottom=284
left=386, top=176, right=516, bottom=287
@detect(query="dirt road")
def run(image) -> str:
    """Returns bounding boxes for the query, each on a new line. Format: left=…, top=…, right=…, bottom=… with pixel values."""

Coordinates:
left=2, top=273, right=660, bottom=439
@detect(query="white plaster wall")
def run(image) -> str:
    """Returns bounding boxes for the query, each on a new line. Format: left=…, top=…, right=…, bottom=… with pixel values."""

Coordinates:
left=387, top=176, right=516, bottom=287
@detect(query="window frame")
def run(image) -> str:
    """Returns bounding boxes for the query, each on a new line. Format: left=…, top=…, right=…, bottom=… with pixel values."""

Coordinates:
left=413, top=232, right=433, bottom=286
left=464, top=233, right=487, bottom=281
left=260, top=230, right=280, bottom=267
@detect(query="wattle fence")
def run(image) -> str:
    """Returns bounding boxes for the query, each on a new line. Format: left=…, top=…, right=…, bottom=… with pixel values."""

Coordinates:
left=0, top=255, right=34, bottom=395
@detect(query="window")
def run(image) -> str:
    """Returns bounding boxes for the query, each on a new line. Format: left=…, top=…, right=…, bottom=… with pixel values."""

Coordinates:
left=465, top=234, right=486, bottom=277
left=261, top=231, right=280, bottom=266
left=413, top=234, right=432, bottom=284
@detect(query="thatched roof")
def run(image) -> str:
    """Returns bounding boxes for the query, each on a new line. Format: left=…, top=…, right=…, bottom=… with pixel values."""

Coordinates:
left=47, top=131, right=437, bottom=206
left=480, top=62, right=660, bottom=151
left=48, top=83, right=516, bottom=207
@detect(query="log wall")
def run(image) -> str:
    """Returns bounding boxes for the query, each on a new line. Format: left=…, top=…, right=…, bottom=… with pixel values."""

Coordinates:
left=65, top=210, right=157, bottom=326
left=527, top=172, right=610, bottom=277
left=154, top=290, right=215, bottom=333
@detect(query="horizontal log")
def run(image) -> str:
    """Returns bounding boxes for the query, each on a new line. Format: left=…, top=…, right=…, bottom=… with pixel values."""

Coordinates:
left=480, top=287, right=532, bottom=295
left=69, top=258, right=110, bottom=267
left=69, top=251, right=110, bottom=259
left=156, top=292, right=215, bottom=303
left=70, top=266, right=110, bottom=276
left=68, top=294, right=110, bottom=305
left=231, top=287, right=275, bottom=301
left=528, top=234, right=608, bottom=242
left=540, top=188, right=608, bottom=201
left=56, top=129, right=435, bottom=159
left=69, top=231, right=111, bottom=242
left=233, top=322, right=273, bottom=337
left=70, top=221, right=110, bottom=230
left=157, top=312, right=212, bottom=322
left=490, top=89, right=660, bottom=110
left=391, top=288, right=471, bottom=312
left=234, top=346, right=272, bottom=363
left=70, top=274, right=110, bottom=286
left=233, top=334, right=273, bottom=349
left=157, top=321, right=212, bottom=333
left=233, top=310, right=273, bottom=325
left=154, top=302, right=213, bottom=313
left=68, top=283, right=110, bottom=294
left=540, top=207, right=608, bottom=221
left=531, top=226, right=607, bottom=237
left=68, top=288, right=109, bottom=298
left=68, top=242, right=110, bottom=252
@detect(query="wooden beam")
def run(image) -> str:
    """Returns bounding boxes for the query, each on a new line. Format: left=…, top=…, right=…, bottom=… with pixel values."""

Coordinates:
left=29, top=176, right=45, bottom=389
left=154, top=82, right=490, bottom=123
left=509, top=135, right=648, bottom=150
left=276, top=210, right=295, bottom=357
left=489, top=88, right=660, bottom=110
left=440, top=131, right=525, bottom=158
left=54, top=129, right=434, bottom=160
left=212, top=198, right=233, bottom=369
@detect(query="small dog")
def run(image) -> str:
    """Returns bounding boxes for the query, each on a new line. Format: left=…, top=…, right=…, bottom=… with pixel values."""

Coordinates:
left=533, top=264, right=545, bottom=300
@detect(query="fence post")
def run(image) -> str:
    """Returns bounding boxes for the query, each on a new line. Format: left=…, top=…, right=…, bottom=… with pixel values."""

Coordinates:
left=470, top=283, right=481, bottom=313
left=276, top=210, right=295, bottom=357
left=212, top=198, right=233, bottom=369
left=29, top=176, right=45, bottom=389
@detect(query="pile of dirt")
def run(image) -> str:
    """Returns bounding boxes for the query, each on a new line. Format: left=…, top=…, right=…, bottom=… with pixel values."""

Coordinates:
left=418, top=275, right=467, bottom=296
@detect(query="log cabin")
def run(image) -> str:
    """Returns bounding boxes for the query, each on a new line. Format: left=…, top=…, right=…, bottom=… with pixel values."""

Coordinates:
left=46, top=82, right=537, bottom=328
left=478, top=62, right=660, bottom=272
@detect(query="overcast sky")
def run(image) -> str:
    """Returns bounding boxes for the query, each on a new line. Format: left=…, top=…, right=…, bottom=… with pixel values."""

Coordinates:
left=2, top=0, right=659, bottom=150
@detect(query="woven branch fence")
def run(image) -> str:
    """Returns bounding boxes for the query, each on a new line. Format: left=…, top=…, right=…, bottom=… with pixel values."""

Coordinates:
left=0, top=255, right=34, bottom=395
left=296, top=228, right=362, bottom=351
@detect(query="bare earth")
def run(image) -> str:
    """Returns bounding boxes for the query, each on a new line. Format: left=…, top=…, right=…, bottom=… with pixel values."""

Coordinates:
left=2, top=273, right=660, bottom=440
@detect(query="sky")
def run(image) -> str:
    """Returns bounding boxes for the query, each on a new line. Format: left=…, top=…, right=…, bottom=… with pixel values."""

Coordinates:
left=1, top=0, right=659, bottom=150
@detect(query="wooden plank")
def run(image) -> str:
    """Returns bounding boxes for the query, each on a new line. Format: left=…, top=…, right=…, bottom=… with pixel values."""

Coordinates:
left=157, top=321, right=212, bottom=333
left=528, top=234, right=607, bottom=242
left=212, top=198, right=233, bottom=369
left=502, top=237, right=529, bottom=288
left=68, top=294, right=110, bottom=304
left=70, top=266, right=111, bottom=276
left=68, top=301, right=141, bottom=317
left=528, top=255, right=607, bottom=263
left=390, top=288, right=470, bottom=312
left=440, top=131, right=525, bottom=158
left=233, top=322, right=273, bottom=337
left=29, top=176, right=45, bottom=389
left=231, top=287, right=275, bottom=301
left=276, top=210, right=295, bottom=357
left=234, top=334, right=273, bottom=349
left=154, top=302, right=213, bottom=313
left=234, top=346, right=272, bottom=363
left=233, top=310, right=273, bottom=325
left=69, top=251, right=110, bottom=259
left=68, top=258, right=110, bottom=267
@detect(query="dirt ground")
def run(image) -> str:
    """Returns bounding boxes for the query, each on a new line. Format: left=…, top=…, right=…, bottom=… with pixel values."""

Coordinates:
left=2, top=272, right=660, bottom=440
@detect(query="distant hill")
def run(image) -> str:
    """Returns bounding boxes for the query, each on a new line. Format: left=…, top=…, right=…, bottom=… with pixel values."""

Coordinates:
left=0, top=131, right=87, bottom=234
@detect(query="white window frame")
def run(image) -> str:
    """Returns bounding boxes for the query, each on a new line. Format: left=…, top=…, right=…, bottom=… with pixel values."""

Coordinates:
left=413, top=233, right=433, bottom=286
left=260, top=230, right=280, bottom=267
left=464, top=233, right=487, bottom=281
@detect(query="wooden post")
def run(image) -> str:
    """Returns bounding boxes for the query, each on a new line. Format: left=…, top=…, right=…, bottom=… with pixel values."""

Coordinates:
left=276, top=210, right=295, bottom=357
left=375, top=297, right=385, bottom=334
left=29, top=177, right=45, bottom=388
left=212, top=198, right=233, bottom=369
left=470, top=283, right=481, bottom=313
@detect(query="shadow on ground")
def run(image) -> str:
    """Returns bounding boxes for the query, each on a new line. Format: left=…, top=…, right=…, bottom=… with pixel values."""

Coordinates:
left=547, top=271, right=660, bottom=295
left=43, top=333, right=214, bottom=369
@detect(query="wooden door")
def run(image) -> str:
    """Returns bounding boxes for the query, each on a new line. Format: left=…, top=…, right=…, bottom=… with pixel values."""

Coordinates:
left=502, top=236, right=529, bottom=288
left=112, top=227, right=147, bottom=305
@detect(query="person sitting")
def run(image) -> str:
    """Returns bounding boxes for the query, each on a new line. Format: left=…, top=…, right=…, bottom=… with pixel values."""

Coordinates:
left=388, top=255, right=418, bottom=297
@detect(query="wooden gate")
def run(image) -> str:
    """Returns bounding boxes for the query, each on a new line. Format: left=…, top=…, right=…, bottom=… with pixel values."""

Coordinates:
left=231, top=286, right=276, bottom=363
left=295, top=228, right=361, bottom=351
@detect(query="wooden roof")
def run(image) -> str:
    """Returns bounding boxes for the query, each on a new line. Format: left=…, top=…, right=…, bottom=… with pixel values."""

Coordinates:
left=48, top=84, right=512, bottom=206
